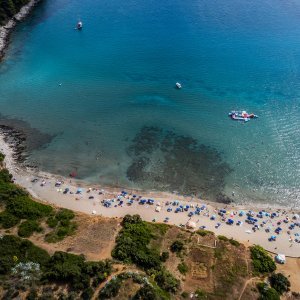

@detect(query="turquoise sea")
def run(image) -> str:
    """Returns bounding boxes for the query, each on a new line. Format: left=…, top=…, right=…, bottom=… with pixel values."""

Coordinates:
left=1, top=0, right=300, bottom=206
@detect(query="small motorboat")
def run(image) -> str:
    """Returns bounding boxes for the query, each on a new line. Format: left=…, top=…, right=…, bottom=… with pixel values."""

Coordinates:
left=77, top=21, right=83, bottom=30
left=228, top=110, right=258, bottom=122
left=175, top=82, right=182, bottom=89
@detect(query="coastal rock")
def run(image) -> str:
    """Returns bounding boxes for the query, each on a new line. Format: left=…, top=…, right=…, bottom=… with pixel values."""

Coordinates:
left=0, top=0, right=40, bottom=60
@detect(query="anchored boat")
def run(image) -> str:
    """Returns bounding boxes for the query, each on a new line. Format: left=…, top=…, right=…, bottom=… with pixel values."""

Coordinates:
left=229, top=110, right=258, bottom=122
left=77, top=21, right=83, bottom=30
left=175, top=82, right=182, bottom=89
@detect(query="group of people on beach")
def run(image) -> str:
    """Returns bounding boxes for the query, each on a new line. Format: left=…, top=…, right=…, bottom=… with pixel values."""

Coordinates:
left=30, top=177, right=300, bottom=255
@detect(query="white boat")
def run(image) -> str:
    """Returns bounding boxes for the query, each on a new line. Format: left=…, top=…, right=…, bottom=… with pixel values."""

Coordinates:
left=77, top=21, right=83, bottom=30
left=175, top=82, right=182, bottom=89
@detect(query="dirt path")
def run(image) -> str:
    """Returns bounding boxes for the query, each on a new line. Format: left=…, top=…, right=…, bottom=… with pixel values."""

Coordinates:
left=91, top=265, right=139, bottom=300
left=238, top=277, right=260, bottom=300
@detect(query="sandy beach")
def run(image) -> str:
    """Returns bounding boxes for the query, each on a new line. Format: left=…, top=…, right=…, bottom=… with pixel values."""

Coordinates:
left=0, top=134, right=300, bottom=258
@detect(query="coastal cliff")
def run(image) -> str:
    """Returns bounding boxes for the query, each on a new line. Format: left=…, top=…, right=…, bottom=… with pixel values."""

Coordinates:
left=0, top=0, right=40, bottom=60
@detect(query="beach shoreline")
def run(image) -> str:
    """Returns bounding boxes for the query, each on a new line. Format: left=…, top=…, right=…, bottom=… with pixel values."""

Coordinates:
left=1, top=130, right=300, bottom=257
left=0, top=0, right=40, bottom=60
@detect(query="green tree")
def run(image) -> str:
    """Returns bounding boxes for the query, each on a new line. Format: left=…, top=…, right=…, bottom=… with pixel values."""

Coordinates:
left=269, top=273, right=290, bottom=295
left=250, top=245, right=276, bottom=274
left=170, top=240, right=184, bottom=253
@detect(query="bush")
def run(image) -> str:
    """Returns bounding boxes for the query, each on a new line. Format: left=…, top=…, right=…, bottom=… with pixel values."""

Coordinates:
left=154, top=269, right=180, bottom=293
left=269, top=273, right=290, bottom=295
left=6, top=196, right=53, bottom=219
left=0, top=153, right=5, bottom=162
left=160, top=251, right=169, bottom=262
left=98, top=277, right=122, bottom=299
left=0, top=169, right=12, bottom=183
left=181, top=291, right=189, bottom=298
left=43, top=251, right=112, bottom=291
left=55, top=209, right=75, bottom=221
left=250, top=245, right=276, bottom=274
left=81, top=287, right=94, bottom=300
left=0, top=235, right=50, bottom=275
left=112, top=214, right=161, bottom=270
left=46, top=217, right=58, bottom=228
left=45, top=222, right=77, bottom=243
left=257, top=282, right=280, bottom=300
left=178, top=262, right=188, bottom=274
left=133, top=284, right=169, bottom=300
left=218, top=235, right=228, bottom=242
left=195, top=289, right=208, bottom=299
left=0, top=211, right=20, bottom=228
left=229, top=238, right=240, bottom=247
left=197, top=229, right=213, bottom=237
left=170, top=240, right=184, bottom=253
left=18, top=220, right=43, bottom=238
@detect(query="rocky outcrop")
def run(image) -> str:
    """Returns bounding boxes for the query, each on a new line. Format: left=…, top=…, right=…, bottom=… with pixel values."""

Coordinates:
left=0, top=0, right=40, bottom=60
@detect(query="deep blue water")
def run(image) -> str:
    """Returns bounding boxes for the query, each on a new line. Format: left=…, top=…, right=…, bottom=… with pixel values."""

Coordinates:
left=1, top=0, right=300, bottom=205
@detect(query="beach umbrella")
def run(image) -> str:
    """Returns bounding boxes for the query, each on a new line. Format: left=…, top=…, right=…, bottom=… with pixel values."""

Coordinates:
left=293, top=214, right=300, bottom=220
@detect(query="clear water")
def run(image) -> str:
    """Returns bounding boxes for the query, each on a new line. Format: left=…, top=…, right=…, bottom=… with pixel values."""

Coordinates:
left=1, top=0, right=300, bottom=205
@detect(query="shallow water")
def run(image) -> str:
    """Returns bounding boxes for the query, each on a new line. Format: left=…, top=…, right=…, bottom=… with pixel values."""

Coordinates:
left=1, top=0, right=300, bottom=205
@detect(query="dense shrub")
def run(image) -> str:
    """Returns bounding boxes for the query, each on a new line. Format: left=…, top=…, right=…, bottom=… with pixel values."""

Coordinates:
left=6, top=196, right=53, bottom=219
left=197, top=229, right=213, bottom=237
left=133, top=284, right=169, bottom=300
left=269, top=273, right=290, bottom=295
left=98, top=277, right=122, bottom=299
left=46, top=217, right=58, bottom=228
left=0, top=235, right=50, bottom=275
left=170, top=240, right=184, bottom=253
left=55, top=209, right=75, bottom=221
left=229, top=238, right=240, bottom=247
left=154, top=269, right=180, bottom=293
left=81, top=287, right=94, bottom=300
left=0, top=152, right=5, bottom=162
left=112, top=214, right=161, bottom=269
left=178, top=262, right=189, bottom=274
left=18, top=220, right=43, bottom=238
left=250, top=245, right=276, bottom=274
left=160, top=251, right=169, bottom=262
left=0, top=169, right=12, bottom=183
left=257, top=282, right=280, bottom=300
left=0, top=211, right=20, bottom=228
left=45, top=209, right=77, bottom=243
left=43, top=251, right=111, bottom=291
left=218, top=235, right=228, bottom=242
left=45, top=222, right=77, bottom=243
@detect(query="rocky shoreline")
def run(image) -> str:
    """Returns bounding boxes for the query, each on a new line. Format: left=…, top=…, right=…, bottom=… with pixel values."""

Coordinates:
left=0, top=0, right=41, bottom=60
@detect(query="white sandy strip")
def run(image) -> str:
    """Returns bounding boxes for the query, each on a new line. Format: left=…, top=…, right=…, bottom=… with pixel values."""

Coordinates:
left=0, top=134, right=300, bottom=257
